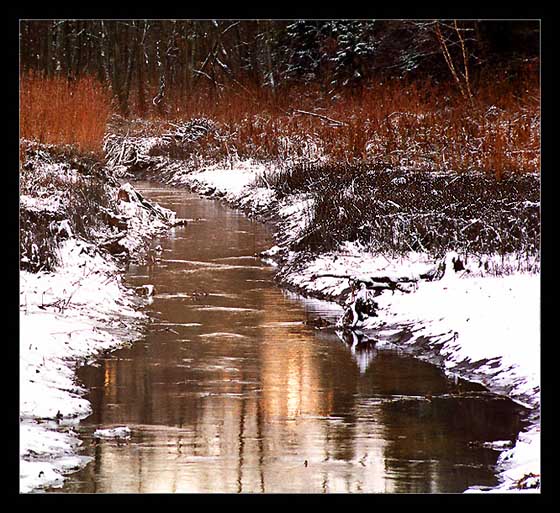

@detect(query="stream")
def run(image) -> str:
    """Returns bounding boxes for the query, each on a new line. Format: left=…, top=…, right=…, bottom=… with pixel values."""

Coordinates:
left=53, top=182, right=525, bottom=493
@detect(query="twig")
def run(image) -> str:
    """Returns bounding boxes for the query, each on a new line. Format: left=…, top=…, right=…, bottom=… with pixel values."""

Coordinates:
left=292, top=109, right=347, bottom=127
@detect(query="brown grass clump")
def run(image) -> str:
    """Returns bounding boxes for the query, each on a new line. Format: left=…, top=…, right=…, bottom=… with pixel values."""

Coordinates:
left=19, top=72, right=113, bottom=156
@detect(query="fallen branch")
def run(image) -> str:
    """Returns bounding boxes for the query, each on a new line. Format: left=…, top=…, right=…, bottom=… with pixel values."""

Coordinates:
left=292, top=109, right=347, bottom=127
left=310, top=272, right=417, bottom=285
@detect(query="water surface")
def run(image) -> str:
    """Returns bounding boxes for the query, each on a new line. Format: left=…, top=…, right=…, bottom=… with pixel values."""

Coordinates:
left=55, top=183, right=524, bottom=493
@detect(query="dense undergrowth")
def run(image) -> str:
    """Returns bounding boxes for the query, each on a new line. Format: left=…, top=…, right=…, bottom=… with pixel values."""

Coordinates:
left=20, top=68, right=540, bottom=177
left=258, top=162, right=540, bottom=259
left=19, top=142, right=116, bottom=272
left=19, top=73, right=112, bottom=156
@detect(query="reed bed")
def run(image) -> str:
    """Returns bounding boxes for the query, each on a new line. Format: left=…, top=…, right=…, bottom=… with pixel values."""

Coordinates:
left=20, top=72, right=113, bottom=156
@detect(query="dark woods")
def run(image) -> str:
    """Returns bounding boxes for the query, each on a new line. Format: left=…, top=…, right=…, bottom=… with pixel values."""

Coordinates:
left=20, top=20, right=539, bottom=116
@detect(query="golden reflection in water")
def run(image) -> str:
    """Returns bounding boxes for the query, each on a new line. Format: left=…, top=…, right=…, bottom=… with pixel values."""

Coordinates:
left=103, top=360, right=118, bottom=404
left=69, top=190, right=465, bottom=493
left=259, top=289, right=331, bottom=422
left=253, top=288, right=391, bottom=493
left=86, top=289, right=396, bottom=493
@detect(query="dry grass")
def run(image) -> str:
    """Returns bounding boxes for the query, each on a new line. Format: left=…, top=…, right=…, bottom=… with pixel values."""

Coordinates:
left=19, top=72, right=113, bottom=156
left=19, top=67, right=539, bottom=177
left=273, top=162, right=540, bottom=258
left=132, top=66, right=540, bottom=178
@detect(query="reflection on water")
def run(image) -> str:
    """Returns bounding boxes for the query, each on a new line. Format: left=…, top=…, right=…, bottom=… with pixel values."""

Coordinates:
left=53, top=183, right=524, bottom=494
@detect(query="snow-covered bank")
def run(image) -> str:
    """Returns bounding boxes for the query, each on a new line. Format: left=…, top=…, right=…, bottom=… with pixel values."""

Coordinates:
left=20, top=163, right=181, bottom=492
left=19, top=238, right=144, bottom=493
left=152, top=162, right=540, bottom=493
left=277, top=248, right=540, bottom=407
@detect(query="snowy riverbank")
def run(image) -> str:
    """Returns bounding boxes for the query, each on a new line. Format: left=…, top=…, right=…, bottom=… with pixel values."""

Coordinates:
left=151, top=161, right=540, bottom=493
left=19, top=150, right=182, bottom=492
left=19, top=238, right=145, bottom=493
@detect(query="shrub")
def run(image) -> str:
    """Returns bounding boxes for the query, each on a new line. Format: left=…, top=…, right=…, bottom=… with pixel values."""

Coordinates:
left=131, top=68, right=539, bottom=177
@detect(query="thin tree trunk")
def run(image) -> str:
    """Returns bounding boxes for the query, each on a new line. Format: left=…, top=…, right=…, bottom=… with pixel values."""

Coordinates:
left=136, top=21, right=148, bottom=117
left=264, top=20, right=276, bottom=100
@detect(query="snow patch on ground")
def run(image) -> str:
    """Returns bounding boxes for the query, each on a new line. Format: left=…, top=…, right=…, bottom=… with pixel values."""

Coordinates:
left=20, top=238, right=145, bottom=492
left=465, top=426, right=541, bottom=493
left=370, top=273, right=540, bottom=409
left=93, top=426, right=131, bottom=439
left=167, top=162, right=278, bottom=217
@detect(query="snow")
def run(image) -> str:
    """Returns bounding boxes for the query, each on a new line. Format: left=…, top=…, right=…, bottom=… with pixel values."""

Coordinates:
left=168, top=161, right=279, bottom=218
left=370, top=273, right=540, bottom=407
left=20, top=194, right=64, bottom=216
left=93, top=426, right=131, bottom=439
left=114, top=182, right=179, bottom=255
left=465, top=426, right=541, bottom=493
left=19, top=422, right=93, bottom=493
left=19, top=237, right=145, bottom=492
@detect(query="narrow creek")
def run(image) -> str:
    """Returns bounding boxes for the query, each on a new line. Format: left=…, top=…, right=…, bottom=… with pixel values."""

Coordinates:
left=54, top=182, right=525, bottom=493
